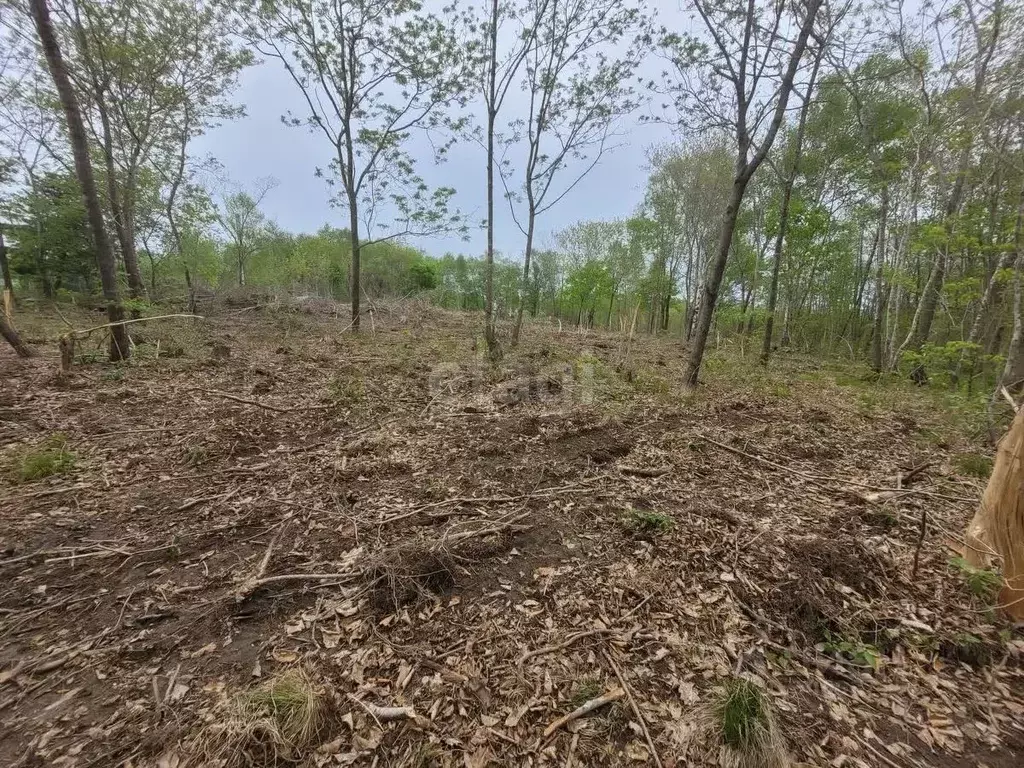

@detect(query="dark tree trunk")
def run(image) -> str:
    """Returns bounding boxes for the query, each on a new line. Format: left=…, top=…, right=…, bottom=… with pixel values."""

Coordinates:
left=685, top=176, right=748, bottom=385
left=0, top=227, right=13, bottom=304
left=512, top=204, right=535, bottom=346
left=0, top=313, right=34, bottom=358
left=760, top=178, right=795, bottom=364
left=30, top=0, right=129, bottom=360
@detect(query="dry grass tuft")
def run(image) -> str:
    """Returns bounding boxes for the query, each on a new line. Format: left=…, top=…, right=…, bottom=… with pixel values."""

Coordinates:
left=184, top=669, right=331, bottom=767
left=700, top=677, right=788, bottom=768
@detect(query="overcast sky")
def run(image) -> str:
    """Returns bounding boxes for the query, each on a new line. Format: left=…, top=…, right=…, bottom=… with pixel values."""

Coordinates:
left=192, top=23, right=681, bottom=262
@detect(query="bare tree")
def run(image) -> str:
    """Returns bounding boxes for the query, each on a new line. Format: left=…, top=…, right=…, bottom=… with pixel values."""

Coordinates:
left=897, top=0, right=1006, bottom=363
left=661, top=0, right=825, bottom=387
left=28, top=0, right=129, bottom=360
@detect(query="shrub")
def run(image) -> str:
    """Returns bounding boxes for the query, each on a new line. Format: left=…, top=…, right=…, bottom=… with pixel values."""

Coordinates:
left=327, top=375, right=364, bottom=406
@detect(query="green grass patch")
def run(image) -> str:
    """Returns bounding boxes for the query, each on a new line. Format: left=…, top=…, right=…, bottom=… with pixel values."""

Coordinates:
left=710, top=677, right=785, bottom=765
left=236, top=670, right=325, bottom=747
left=568, top=678, right=602, bottom=708
left=327, top=374, right=365, bottom=406
left=622, top=508, right=674, bottom=536
left=14, top=433, right=76, bottom=482
left=954, top=452, right=993, bottom=479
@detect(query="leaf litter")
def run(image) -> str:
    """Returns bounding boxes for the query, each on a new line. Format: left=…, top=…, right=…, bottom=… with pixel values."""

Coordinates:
left=0, top=302, right=1021, bottom=767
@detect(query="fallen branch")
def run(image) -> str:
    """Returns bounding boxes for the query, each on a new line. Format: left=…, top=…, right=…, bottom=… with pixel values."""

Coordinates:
left=234, top=518, right=292, bottom=601
left=7, top=484, right=90, bottom=502
left=618, top=465, right=670, bottom=478
left=696, top=434, right=974, bottom=504
left=234, top=571, right=359, bottom=597
left=542, top=689, right=624, bottom=738
left=518, top=628, right=616, bottom=668
left=200, top=390, right=291, bottom=414
left=603, top=649, right=664, bottom=768
left=67, top=313, right=204, bottom=336
left=347, top=694, right=426, bottom=727
left=444, top=511, right=532, bottom=544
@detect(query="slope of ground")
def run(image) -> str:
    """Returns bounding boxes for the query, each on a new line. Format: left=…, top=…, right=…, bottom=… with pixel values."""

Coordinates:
left=1, top=300, right=1021, bottom=767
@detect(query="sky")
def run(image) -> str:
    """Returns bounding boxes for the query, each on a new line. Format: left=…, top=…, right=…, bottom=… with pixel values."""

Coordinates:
left=192, top=28, right=680, bottom=262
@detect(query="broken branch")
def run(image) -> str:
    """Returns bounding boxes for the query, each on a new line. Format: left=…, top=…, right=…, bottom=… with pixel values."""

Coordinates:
left=542, top=688, right=624, bottom=738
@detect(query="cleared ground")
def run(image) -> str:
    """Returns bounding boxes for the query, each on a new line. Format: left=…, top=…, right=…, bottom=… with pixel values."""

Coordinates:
left=1, top=299, right=1021, bottom=767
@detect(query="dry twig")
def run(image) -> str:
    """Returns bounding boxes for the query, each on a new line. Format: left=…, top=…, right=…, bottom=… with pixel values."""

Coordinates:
left=603, top=649, right=664, bottom=768
left=542, top=688, right=624, bottom=739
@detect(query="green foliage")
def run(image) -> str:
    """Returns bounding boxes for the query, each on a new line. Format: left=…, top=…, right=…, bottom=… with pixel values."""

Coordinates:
left=4, top=172, right=97, bottom=296
left=712, top=678, right=779, bottom=756
left=949, top=557, right=1002, bottom=602
left=568, top=678, right=602, bottom=708
left=823, top=632, right=882, bottom=669
left=14, top=434, right=76, bottom=482
left=184, top=444, right=209, bottom=468
left=623, top=508, right=673, bottom=535
left=327, top=375, right=365, bottom=407
left=955, top=452, right=992, bottom=479
left=409, top=258, right=439, bottom=291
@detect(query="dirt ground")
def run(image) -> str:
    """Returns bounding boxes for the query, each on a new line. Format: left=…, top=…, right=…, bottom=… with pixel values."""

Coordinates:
left=1, top=298, right=1022, bottom=767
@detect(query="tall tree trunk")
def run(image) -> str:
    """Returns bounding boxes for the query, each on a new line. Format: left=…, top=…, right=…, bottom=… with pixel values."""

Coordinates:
left=684, top=175, right=748, bottom=386
left=73, top=15, right=145, bottom=301
left=482, top=0, right=500, bottom=361
left=968, top=180, right=1024, bottom=348
left=870, top=188, right=890, bottom=373
left=0, top=226, right=13, bottom=305
left=760, top=179, right=795, bottom=364
left=30, top=0, right=129, bottom=361
left=681, top=0, right=821, bottom=386
left=0, top=313, right=34, bottom=358
left=511, top=202, right=536, bottom=346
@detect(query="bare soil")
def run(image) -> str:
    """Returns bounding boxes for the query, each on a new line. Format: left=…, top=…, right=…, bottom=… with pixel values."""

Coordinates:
left=1, top=300, right=1021, bottom=767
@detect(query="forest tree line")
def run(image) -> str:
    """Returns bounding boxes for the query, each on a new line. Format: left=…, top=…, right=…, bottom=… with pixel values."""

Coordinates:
left=1, top=0, right=1023, bottom=394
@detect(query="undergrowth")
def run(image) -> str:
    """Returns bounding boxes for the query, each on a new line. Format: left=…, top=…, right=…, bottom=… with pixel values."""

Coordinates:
left=949, top=557, right=1002, bottom=602
left=955, top=452, right=993, bottom=479
left=14, top=433, right=76, bottom=482
left=708, top=678, right=786, bottom=768
left=622, top=508, right=674, bottom=536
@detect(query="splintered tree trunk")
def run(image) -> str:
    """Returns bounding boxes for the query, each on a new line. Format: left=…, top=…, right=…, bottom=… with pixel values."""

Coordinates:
left=30, top=0, right=129, bottom=361
left=0, top=313, right=34, bottom=357
left=964, top=405, right=1024, bottom=620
